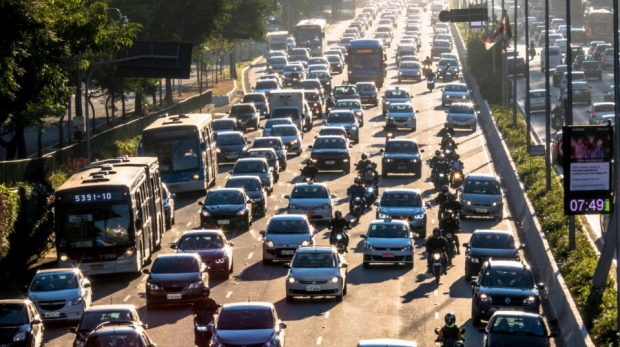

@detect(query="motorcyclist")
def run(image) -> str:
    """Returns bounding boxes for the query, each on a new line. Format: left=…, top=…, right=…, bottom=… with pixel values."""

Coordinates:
left=347, top=177, right=367, bottom=211
left=290, top=69, right=300, bottom=87
left=384, top=118, right=398, bottom=138
left=440, top=194, right=462, bottom=256
left=528, top=41, right=536, bottom=61
left=441, top=133, right=458, bottom=150
left=361, top=164, right=380, bottom=191
left=451, top=154, right=464, bottom=172
left=436, top=313, right=465, bottom=347
left=435, top=185, right=450, bottom=219
left=426, top=227, right=449, bottom=274
left=438, top=122, right=456, bottom=137
left=325, top=93, right=337, bottom=114
left=356, top=153, right=373, bottom=173
left=426, top=69, right=436, bottom=80
left=423, top=56, right=432, bottom=67
left=434, top=155, right=451, bottom=183
left=300, top=159, right=319, bottom=180
left=328, top=210, right=351, bottom=252
left=192, top=287, right=220, bottom=344
left=430, top=150, right=442, bottom=168
left=443, top=63, right=452, bottom=79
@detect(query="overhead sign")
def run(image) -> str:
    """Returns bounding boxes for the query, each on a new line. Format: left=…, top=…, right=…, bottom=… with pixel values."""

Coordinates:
left=438, top=8, right=488, bottom=23
left=529, top=145, right=545, bottom=156
left=116, top=42, right=193, bottom=79
left=562, top=125, right=613, bottom=215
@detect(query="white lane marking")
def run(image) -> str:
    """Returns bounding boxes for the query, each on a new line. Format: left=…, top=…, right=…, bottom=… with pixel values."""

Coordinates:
left=317, top=337, right=323, bottom=345
left=431, top=219, right=435, bottom=225
left=226, top=291, right=233, bottom=298
left=248, top=252, right=254, bottom=259
left=123, top=295, right=131, bottom=302
left=325, top=311, right=330, bottom=319
left=186, top=222, right=192, bottom=227
left=434, top=290, right=438, bottom=297
left=141, top=275, right=148, bottom=282
left=274, top=205, right=279, bottom=211
left=435, top=312, right=440, bottom=320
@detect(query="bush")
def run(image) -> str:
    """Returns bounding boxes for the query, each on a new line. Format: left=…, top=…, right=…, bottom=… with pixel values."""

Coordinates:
left=115, top=135, right=141, bottom=156
left=47, top=170, right=68, bottom=190
left=491, top=106, right=617, bottom=346
left=0, top=185, right=19, bottom=261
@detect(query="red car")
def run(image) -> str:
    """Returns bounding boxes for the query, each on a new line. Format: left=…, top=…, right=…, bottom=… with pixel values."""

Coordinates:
left=171, top=230, right=235, bottom=279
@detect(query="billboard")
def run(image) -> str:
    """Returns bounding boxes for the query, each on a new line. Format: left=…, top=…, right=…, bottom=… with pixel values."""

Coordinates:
left=562, top=125, right=613, bottom=215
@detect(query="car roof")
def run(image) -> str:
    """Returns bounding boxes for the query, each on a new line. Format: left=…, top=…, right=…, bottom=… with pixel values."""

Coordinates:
left=248, top=148, right=276, bottom=153
left=180, top=230, right=224, bottom=237
left=466, top=173, right=498, bottom=180
left=316, top=135, right=347, bottom=140
left=227, top=175, right=262, bottom=183
left=36, top=268, right=81, bottom=275
left=296, top=245, right=336, bottom=253
left=272, top=124, right=298, bottom=128
left=486, top=259, right=529, bottom=269
left=293, top=182, right=327, bottom=188
left=358, top=339, right=417, bottom=347
left=222, top=302, right=274, bottom=310
left=85, top=304, right=137, bottom=313
left=472, top=229, right=512, bottom=236
left=383, top=188, right=421, bottom=195
left=490, top=310, right=543, bottom=319
left=236, top=158, right=268, bottom=164
left=388, top=138, right=418, bottom=144
left=217, top=131, right=244, bottom=137
left=0, top=299, right=30, bottom=305
left=155, top=253, right=201, bottom=260
left=370, top=219, right=410, bottom=227
left=268, top=215, right=309, bottom=222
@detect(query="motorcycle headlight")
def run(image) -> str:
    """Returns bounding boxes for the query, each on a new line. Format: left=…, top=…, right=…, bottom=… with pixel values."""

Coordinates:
left=287, top=277, right=297, bottom=284
left=67, top=296, right=84, bottom=307
left=265, top=241, right=275, bottom=248
left=523, top=296, right=537, bottom=306
left=148, top=283, right=161, bottom=291
left=413, top=214, right=424, bottom=220
left=479, top=293, right=492, bottom=303
left=215, top=258, right=227, bottom=264
left=13, top=332, right=26, bottom=342
left=196, top=325, right=208, bottom=332
left=202, top=211, right=211, bottom=217
left=330, top=276, right=340, bottom=283
left=365, top=244, right=375, bottom=251
left=433, top=253, right=441, bottom=260
left=301, top=240, right=312, bottom=246
left=188, top=281, right=203, bottom=290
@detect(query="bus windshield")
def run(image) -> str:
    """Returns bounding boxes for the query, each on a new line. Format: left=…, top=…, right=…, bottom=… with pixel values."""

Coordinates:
left=57, top=202, right=132, bottom=248
left=351, top=53, right=382, bottom=71
left=295, top=27, right=321, bottom=46
left=143, top=129, right=200, bottom=174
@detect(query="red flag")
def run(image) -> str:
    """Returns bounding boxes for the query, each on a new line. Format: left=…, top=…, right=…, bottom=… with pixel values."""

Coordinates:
left=484, top=14, right=512, bottom=52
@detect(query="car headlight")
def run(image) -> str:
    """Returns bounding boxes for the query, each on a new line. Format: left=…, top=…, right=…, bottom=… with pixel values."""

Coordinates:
left=237, top=210, right=247, bottom=215
left=148, top=283, right=161, bottom=291
left=365, top=244, right=375, bottom=251
left=13, top=332, right=26, bottom=342
left=401, top=245, right=412, bottom=251
left=289, top=204, right=298, bottom=210
left=464, top=200, right=471, bottom=206
left=188, top=281, right=203, bottom=290
left=330, top=276, right=340, bottom=283
left=479, top=293, right=492, bottom=303
left=287, top=277, right=297, bottom=284
left=386, top=158, right=393, bottom=163
left=384, top=101, right=391, bottom=105
left=301, top=240, right=312, bottom=246
left=351, top=126, right=357, bottom=130
left=398, top=71, right=403, bottom=75
left=263, top=334, right=280, bottom=347
left=215, top=258, right=227, bottom=264
left=523, top=296, right=537, bottom=306
left=411, top=159, right=417, bottom=163
left=355, top=111, right=362, bottom=116
left=290, top=139, right=299, bottom=145
left=67, top=296, right=84, bottom=307
left=469, top=257, right=480, bottom=263
left=413, top=214, right=424, bottom=220
left=265, top=240, right=275, bottom=248
left=492, top=200, right=502, bottom=206
left=321, top=203, right=330, bottom=209
left=202, top=211, right=211, bottom=217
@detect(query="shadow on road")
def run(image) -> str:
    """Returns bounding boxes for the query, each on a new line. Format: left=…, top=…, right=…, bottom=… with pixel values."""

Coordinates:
left=273, top=297, right=338, bottom=322
left=347, top=263, right=412, bottom=285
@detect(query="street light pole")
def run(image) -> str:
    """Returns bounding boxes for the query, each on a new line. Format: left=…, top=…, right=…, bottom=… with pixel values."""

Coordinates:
left=525, top=0, right=531, bottom=152
left=544, top=0, right=551, bottom=192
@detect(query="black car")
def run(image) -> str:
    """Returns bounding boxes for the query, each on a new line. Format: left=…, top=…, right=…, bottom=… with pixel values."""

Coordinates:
left=481, top=311, right=557, bottom=347
left=70, top=304, right=143, bottom=347
left=242, top=93, right=269, bottom=116
left=229, top=103, right=260, bottom=131
left=506, top=56, right=526, bottom=76
left=380, top=139, right=423, bottom=177
left=463, top=229, right=523, bottom=281
left=83, top=321, right=156, bottom=347
left=0, top=300, right=44, bottom=347
left=581, top=60, right=603, bottom=80
left=551, top=65, right=567, bottom=87
left=145, top=253, right=208, bottom=307
left=162, top=183, right=175, bottom=230
left=471, top=260, right=544, bottom=326
left=215, top=131, right=251, bottom=164
left=356, top=82, right=379, bottom=106
left=172, top=230, right=235, bottom=279
left=561, top=81, right=591, bottom=105
left=572, top=54, right=591, bottom=70
left=308, top=135, right=352, bottom=173
left=333, top=85, right=361, bottom=102
left=198, top=188, right=252, bottom=230
left=213, top=119, right=238, bottom=139
left=604, top=85, right=614, bottom=103
left=224, top=176, right=268, bottom=217
left=304, top=90, right=323, bottom=118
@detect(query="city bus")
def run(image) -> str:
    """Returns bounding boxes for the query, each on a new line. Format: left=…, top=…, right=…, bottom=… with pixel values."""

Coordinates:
left=332, top=0, right=356, bottom=19
left=294, top=19, right=327, bottom=56
left=347, top=39, right=386, bottom=88
left=55, top=161, right=163, bottom=274
left=586, top=7, right=613, bottom=41
left=141, top=113, right=217, bottom=193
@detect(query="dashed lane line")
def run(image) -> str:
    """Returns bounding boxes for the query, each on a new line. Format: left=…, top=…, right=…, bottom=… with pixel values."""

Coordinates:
left=248, top=252, right=254, bottom=259
left=123, top=295, right=131, bottom=302
left=316, top=337, right=323, bottom=345
left=226, top=291, right=232, bottom=298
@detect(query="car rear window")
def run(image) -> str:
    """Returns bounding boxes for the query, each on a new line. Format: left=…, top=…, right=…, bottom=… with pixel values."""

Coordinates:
left=292, top=252, right=336, bottom=267
left=254, top=139, right=282, bottom=150
left=216, top=134, right=244, bottom=146
left=385, top=141, right=418, bottom=153
left=480, top=268, right=533, bottom=288
left=449, top=105, right=474, bottom=114
left=270, top=126, right=298, bottom=136
left=470, top=233, right=515, bottom=249
left=225, top=178, right=262, bottom=191
left=217, top=308, right=274, bottom=330
left=368, top=223, right=409, bottom=238
left=594, top=104, right=615, bottom=112
left=233, top=161, right=268, bottom=174
left=267, top=219, right=310, bottom=234
left=79, top=310, right=137, bottom=331
left=291, top=186, right=328, bottom=199
left=463, top=179, right=500, bottom=195
left=328, top=113, right=355, bottom=123
left=490, top=316, right=545, bottom=336
left=385, top=90, right=410, bottom=98
left=152, top=257, right=199, bottom=274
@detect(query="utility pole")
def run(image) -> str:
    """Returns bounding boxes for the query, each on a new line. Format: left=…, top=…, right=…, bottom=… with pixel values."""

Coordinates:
left=544, top=0, right=551, bottom=192
left=565, top=0, right=575, bottom=251
left=512, top=2, right=517, bottom=125
left=525, top=0, right=531, bottom=152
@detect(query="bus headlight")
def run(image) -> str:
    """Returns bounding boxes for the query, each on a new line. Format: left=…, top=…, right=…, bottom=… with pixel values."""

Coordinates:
left=193, top=173, right=200, bottom=180
left=59, top=253, right=69, bottom=262
left=124, top=248, right=135, bottom=257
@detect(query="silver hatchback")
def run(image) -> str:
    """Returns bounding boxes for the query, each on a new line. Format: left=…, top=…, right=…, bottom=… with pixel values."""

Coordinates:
left=458, top=173, right=504, bottom=221
left=285, top=246, right=348, bottom=302
left=261, top=215, right=316, bottom=264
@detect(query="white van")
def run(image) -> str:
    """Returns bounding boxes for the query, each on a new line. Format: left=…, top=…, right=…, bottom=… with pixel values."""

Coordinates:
left=540, top=46, right=562, bottom=72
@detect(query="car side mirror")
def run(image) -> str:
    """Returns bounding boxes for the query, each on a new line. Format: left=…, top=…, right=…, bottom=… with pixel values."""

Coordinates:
left=170, top=243, right=177, bottom=249
left=462, top=243, right=469, bottom=247
left=228, top=241, right=235, bottom=247
left=479, top=328, right=487, bottom=334
left=284, top=194, right=290, bottom=199
left=349, top=144, right=354, bottom=148
left=340, top=263, right=348, bottom=268
left=470, top=280, right=478, bottom=286
left=247, top=140, right=252, bottom=145
left=83, top=281, right=91, bottom=288
left=142, top=268, right=150, bottom=274
left=68, top=327, right=77, bottom=333
left=308, top=145, right=313, bottom=149
left=279, top=322, right=288, bottom=329
left=330, top=194, right=337, bottom=199
left=361, top=234, right=367, bottom=239
left=536, top=283, right=545, bottom=290
left=246, top=199, right=252, bottom=204
left=259, top=230, right=266, bottom=236
left=198, top=201, right=204, bottom=206
left=228, top=170, right=233, bottom=174
left=373, top=201, right=379, bottom=206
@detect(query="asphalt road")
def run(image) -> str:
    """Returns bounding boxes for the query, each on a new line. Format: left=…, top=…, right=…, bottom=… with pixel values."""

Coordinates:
left=42, top=6, right=560, bottom=347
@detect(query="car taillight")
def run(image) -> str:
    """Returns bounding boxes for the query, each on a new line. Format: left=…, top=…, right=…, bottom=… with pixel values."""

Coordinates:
left=584, top=89, right=590, bottom=93
left=591, top=112, right=595, bottom=118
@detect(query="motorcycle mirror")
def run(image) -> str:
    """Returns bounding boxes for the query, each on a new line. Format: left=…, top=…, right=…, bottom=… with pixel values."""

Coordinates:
left=259, top=230, right=266, bottom=236
left=283, top=194, right=291, bottom=199
left=470, top=279, right=478, bottom=286
left=330, top=194, right=337, bottom=199
left=340, top=263, right=349, bottom=268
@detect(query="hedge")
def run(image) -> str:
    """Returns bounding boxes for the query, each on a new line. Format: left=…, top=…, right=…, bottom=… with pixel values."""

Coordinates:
left=0, top=185, right=19, bottom=261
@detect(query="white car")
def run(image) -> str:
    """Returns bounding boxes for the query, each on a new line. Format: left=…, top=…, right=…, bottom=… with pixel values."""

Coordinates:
left=285, top=246, right=348, bottom=302
left=361, top=220, right=415, bottom=268
left=386, top=103, right=417, bottom=131
left=28, top=269, right=92, bottom=322
left=285, top=182, right=336, bottom=222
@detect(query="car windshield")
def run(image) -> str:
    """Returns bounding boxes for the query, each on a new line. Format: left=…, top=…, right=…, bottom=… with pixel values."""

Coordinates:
left=450, top=105, right=474, bottom=114
left=78, top=310, right=136, bottom=332
left=205, top=191, right=245, bottom=205
left=291, top=186, right=328, bottom=199
left=356, top=84, right=376, bottom=92
left=385, top=90, right=409, bottom=98
left=385, top=141, right=418, bottom=153
left=213, top=120, right=236, bottom=130
left=319, top=129, right=345, bottom=136
left=246, top=151, right=275, bottom=161
left=269, top=57, right=286, bottom=64
left=216, top=134, right=244, bottom=146
left=0, top=304, right=28, bottom=326
left=226, top=178, right=262, bottom=191
left=231, top=106, right=254, bottom=115
left=283, top=65, right=301, bottom=72
left=292, top=252, right=337, bottom=267
left=389, top=104, right=413, bottom=113
left=151, top=257, right=199, bottom=274
left=334, top=86, right=358, bottom=96
left=471, top=233, right=516, bottom=249
left=217, top=308, right=274, bottom=330
left=256, top=81, right=277, bottom=89
left=308, top=72, right=328, bottom=79
left=368, top=223, right=409, bottom=238
left=270, top=126, right=297, bottom=136
left=268, top=219, right=310, bottom=234
left=490, top=316, right=546, bottom=336
left=400, top=63, right=419, bottom=69
left=85, top=333, right=144, bottom=347
left=314, top=137, right=346, bottom=149
left=299, top=81, right=320, bottom=89
left=265, top=119, right=291, bottom=128
left=234, top=161, right=267, bottom=174
left=254, top=139, right=283, bottom=150
left=178, top=234, right=224, bottom=251
left=463, top=179, right=500, bottom=194
left=328, top=113, right=355, bottom=123
left=335, top=101, right=360, bottom=109
left=381, top=193, right=422, bottom=207
left=594, top=104, right=615, bottom=112
left=438, top=59, right=457, bottom=67
left=30, top=273, right=79, bottom=291
left=242, top=95, right=264, bottom=103
left=480, top=269, right=533, bottom=288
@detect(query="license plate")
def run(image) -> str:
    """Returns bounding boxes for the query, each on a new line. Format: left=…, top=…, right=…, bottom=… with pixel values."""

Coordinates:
left=167, top=294, right=182, bottom=300
left=325, top=160, right=335, bottom=165
left=44, top=312, right=60, bottom=318
left=90, top=264, right=103, bottom=270
left=382, top=253, right=395, bottom=258
left=306, top=285, right=321, bottom=292
left=281, top=250, right=295, bottom=255
left=476, top=209, right=488, bottom=213
left=397, top=165, right=407, bottom=170
left=218, top=220, right=230, bottom=225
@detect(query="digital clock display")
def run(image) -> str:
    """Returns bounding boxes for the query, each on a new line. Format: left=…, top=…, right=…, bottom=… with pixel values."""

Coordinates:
left=567, top=198, right=611, bottom=214
left=62, top=191, right=125, bottom=203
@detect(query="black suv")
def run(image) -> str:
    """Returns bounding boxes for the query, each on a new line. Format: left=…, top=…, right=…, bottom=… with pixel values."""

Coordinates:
left=581, top=61, right=603, bottom=80
left=506, top=56, right=526, bottom=76
left=463, top=230, right=523, bottom=281
left=380, top=139, right=423, bottom=177
left=308, top=135, right=352, bottom=173
left=0, top=300, right=44, bottom=347
left=83, top=321, right=156, bottom=347
left=471, top=260, right=544, bottom=326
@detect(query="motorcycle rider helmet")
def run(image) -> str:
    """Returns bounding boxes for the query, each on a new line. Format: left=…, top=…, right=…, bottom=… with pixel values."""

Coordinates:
left=445, top=312, right=456, bottom=327
left=441, top=185, right=449, bottom=193
left=361, top=153, right=368, bottom=160
left=453, top=342, right=465, bottom=347
left=432, top=227, right=441, bottom=238
left=366, top=164, right=374, bottom=170
left=435, top=149, right=441, bottom=156
left=354, top=177, right=362, bottom=185
left=200, top=287, right=211, bottom=297
left=335, top=210, right=342, bottom=219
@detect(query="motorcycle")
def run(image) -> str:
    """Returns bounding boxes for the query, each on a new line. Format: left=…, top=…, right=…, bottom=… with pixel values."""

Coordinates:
left=299, top=167, right=317, bottom=182
left=434, top=168, right=450, bottom=190
left=311, top=102, right=322, bottom=118
left=385, top=130, right=395, bottom=144
left=329, top=227, right=350, bottom=254
left=362, top=181, right=378, bottom=205
left=434, top=327, right=466, bottom=347
left=431, top=251, right=448, bottom=284
left=422, top=65, right=432, bottom=77
left=291, top=76, right=300, bottom=88
left=451, top=169, right=464, bottom=188
left=194, top=312, right=216, bottom=347
left=350, top=196, right=365, bottom=221
left=529, top=46, right=537, bottom=60
left=443, top=70, right=453, bottom=82
left=427, top=78, right=435, bottom=92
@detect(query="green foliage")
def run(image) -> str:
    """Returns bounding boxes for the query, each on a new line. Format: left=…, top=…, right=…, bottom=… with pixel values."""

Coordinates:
left=222, top=0, right=271, bottom=41
left=492, top=106, right=617, bottom=346
left=114, top=135, right=141, bottom=156
left=46, top=170, right=69, bottom=191
left=0, top=185, right=19, bottom=261
left=465, top=31, right=505, bottom=104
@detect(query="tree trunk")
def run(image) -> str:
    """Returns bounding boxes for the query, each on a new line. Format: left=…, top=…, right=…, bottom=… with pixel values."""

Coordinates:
left=105, top=94, right=111, bottom=126
left=37, top=125, right=43, bottom=158
left=15, top=122, right=27, bottom=159
left=58, top=114, right=64, bottom=148
left=89, top=99, right=96, bottom=134
left=165, top=78, right=173, bottom=105
left=135, top=92, right=143, bottom=115
left=159, top=80, right=163, bottom=106
left=75, top=79, right=83, bottom=119
left=152, top=90, right=156, bottom=107
left=230, top=51, right=237, bottom=80
left=121, top=92, right=126, bottom=118
left=111, top=94, right=116, bottom=125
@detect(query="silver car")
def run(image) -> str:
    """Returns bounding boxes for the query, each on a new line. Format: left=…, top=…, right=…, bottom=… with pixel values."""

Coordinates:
left=459, top=173, right=504, bottom=221
left=285, top=246, right=348, bottom=302
left=398, top=61, right=422, bottom=82
left=285, top=182, right=335, bottom=222
left=526, top=89, right=548, bottom=112
left=588, top=102, right=615, bottom=125
left=270, top=124, right=303, bottom=154
left=361, top=220, right=414, bottom=268
left=230, top=158, right=274, bottom=193
left=333, top=99, right=365, bottom=127
left=382, top=88, right=412, bottom=116
left=267, top=56, right=288, bottom=73
left=325, top=110, right=360, bottom=142
left=386, top=103, right=417, bottom=130
left=262, top=118, right=295, bottom=137
left=261, top=215, right=316, bottom=264
left=441, top=82, right=470, bottom=107
left=446, top=102, right=477, bottom=131
left=28, top=269, right=93, bottom=322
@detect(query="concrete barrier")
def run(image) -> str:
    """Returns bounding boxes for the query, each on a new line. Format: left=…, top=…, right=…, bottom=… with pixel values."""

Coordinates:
left=451, top=24, right=595, bottom=347
left=212, top=80, right=238, bottom=107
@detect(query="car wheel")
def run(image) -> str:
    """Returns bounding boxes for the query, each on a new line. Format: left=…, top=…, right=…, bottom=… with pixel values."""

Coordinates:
left=344, top=165, right=351, bottom=174
left=412, top=126, right=416, bottom=132
left=262, top=258, right=273, bottom=265
left=286, top=295, right=295, bottom=303
left=382, top=169, right=388, bottom=178
left=336, top=293, right=344, bottom=302
left=405, top=262, right=414, bottom=269
left=441, top=102, right=445, bottom=107
left=363, top=261, right=370, bottom=268
left=171, top=214, right=175, bottom=225
left=415, top=166, right=422, bottom=177
left=165, top=219, right=171, bottom=230
left=146, top=301, right=156, bottom=310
